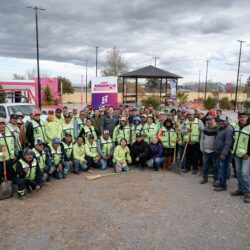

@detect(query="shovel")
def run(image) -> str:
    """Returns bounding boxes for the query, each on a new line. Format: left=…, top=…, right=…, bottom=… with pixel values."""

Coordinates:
left=0, top=152, right=13, bottom=200
left=85, top=171, right=132, bottom=181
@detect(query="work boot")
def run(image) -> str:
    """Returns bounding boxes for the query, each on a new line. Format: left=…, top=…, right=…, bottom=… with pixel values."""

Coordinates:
left=231, top=190, right=244, bottom=196
left=200, top=179, right=208, bottom=184
left=154, top=167, right=159, bottom=171
left=212, top=182, right=220, bottom=188
left=243, top=194, right=250, bottom=203
left=214, top=186, right=226, bottom=192
left=182, top=168, right=190, bottom=173
left=192, top=170, right=197, bottom=174
left=17, top=189, right=25, bottom=200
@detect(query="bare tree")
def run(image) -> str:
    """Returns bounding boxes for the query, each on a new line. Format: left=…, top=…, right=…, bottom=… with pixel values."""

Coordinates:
left=101, top=46, right=128, bottom=76
left=13, top=73, right=26, bottom=80
left=26, top=68, right=50, bottom=79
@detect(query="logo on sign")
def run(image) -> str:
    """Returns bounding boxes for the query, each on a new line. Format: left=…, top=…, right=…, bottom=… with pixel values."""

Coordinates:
left=101, top=95, right=108, bottom=104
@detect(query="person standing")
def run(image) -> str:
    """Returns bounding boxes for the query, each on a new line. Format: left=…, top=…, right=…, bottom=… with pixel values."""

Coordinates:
left=200, top=115, right=218, bottom=185
left=113, top=117, right=131, bottom=146
left=231, top=111, right=250, bottom=203
left=0, top=117, right=16, bottom=184
left=213, top=115, right=234, bottom=191
left=181, top=111, right=204, bottom=174
left=91, top=109, right=102, bottom=137
left=26, top=110, right=47, bottom=147
left=143, top=116, right=158, bottom=144
left=62, top=114, right=74, bottom=139
left=100, top=106, right=119, bottom=135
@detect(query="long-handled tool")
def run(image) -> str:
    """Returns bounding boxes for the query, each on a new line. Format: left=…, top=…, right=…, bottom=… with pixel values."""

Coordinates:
left=169, top=127, right=181, bottom=174
left=180, top=124, right=193, bottom=167
left=85, top=171, right=132, bottom=181
left=0, top=150, right=13, bottom=200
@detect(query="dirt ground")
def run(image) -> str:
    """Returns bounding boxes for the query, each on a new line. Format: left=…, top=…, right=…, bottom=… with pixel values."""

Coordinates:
left=0, top=167, right=250, bottom=250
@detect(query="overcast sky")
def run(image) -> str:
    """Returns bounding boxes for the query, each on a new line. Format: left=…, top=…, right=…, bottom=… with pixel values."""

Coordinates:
left=0, top=0, right=249, bottom=85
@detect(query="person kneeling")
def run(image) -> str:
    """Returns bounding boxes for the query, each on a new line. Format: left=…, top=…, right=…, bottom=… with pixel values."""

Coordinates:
left=113, top=138, right=132, bottom=172
left=85, top=134, right=102, bottom=170
left=15, top=148, right=43, bottom=199
left=73, top=136, right=88, bottom=174
left=131, top=132, right=149, bottom=169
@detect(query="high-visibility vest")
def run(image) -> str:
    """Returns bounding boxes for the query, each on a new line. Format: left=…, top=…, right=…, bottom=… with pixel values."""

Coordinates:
left=62, top=122, right=74, bottom=138
left=184, top=118, right=200, bottom=143
left=113, top=145, right=131, bottom=167
left=32, top=147, right=46, bottom=171
left=31, top=119, right=46, bottom=143
left=0, top=129, right=15, bottom=161
left=83, top=125, right=97, bottom=142
left=62, top=141, right=73, bottom=159
left=48, top=143, right=63, bottom=165
left=77, top=119, right=86, bottom=134
left=159, top=127, right=177, bottom=148
left=113, top=125, right=131, bottom=144
left=73, top=143, right=86, bottom=161
left=143, top=123, right=157, bottom=143
left=233, top=124, right=250, bottom=158
left=131, top=124, right=143, bottom=142
left=100, top=136, right=113, bottom=155
left=85, top=141, right=98, bottom=156
left=19, top=158, right=38, bottom=181
left=7, top=123, right=22, bottom=151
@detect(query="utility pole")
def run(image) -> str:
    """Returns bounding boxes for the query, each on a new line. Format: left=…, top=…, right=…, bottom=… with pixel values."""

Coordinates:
left=27, top=6, right=46, bottom=109
left=85, top=60, right=88, bottom=105
left=234, top=40, right=245, bottom=112
left=198, top=71, right=201, bottom=99
left=95, top=46, right=98, bottom=77
left=204, top=60, right=209, bottom=100
left=152, top=57, right=159, bottom=67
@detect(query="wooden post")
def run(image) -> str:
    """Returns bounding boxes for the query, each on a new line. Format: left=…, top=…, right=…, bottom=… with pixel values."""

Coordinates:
left=135, top=77, right=138, bottom=105
left=160, top=78, right=162, bottom=104
left=122, top=77, right=125, bottom=104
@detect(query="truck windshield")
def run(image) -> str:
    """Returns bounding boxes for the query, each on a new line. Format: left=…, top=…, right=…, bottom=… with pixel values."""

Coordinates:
left=7, top=105, right=39, bottom=116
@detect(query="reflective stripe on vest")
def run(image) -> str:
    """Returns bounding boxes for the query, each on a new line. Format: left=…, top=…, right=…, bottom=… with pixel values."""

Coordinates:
left=100, top=137, right=113, bottom=155
left=62, top=141, right=73, bottom=158
left=84, top=126, right=96, bottom=140
left=160, top=127, right=177, bottom=148
left=49, top=144, right=63, bottom=165
left=0, top=130, right=15, bottom=161
left=32, top=148, right=46, bottom=171
left=7, top=123, right=22, bottom=150
left=62, top=123, right=74, bottom=138
left=184, top=118, right=200, bottom=143
left=233, top=124, right=250, bottom=158
left=115, top=126, right=131, bottom=144
left=86, top=141, right=97, bottom=155
left=19, top=158, right=37, bottom=181
left=31, top=120, right=46, bottom=142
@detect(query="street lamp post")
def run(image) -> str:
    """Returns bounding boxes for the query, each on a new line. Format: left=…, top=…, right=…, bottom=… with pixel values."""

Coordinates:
left=234, top=40, right=245, bottom=112
left=95, top=46, right=98, bottom=77
left=85, top=60, right=88, bottom=105
left=204, top=60, right=209, bottom=100
left=27, top=6, right=46, bottom=109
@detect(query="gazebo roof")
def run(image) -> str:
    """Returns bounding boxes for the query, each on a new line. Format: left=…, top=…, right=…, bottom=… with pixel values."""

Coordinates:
left=119, top=65, right=182, bottom=79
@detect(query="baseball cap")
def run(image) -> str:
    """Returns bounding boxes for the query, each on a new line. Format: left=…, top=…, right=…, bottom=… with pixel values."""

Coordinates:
left=208, top=109, right=216, bottom=116
left=10, top=114, right=18, bottom=119
left=64, top=132, right=72, bottom=137
left=23, top=148, right=33, bottom=156
left=48, top=110, right=54, bottom=114
left=55, top=108, right=62, bottom=113
left=238, top=111, right=248, bottom=117
left=15, top=111, right=23, bottom=117
left=159, top=112, right=165, bottom=115
left=34, top=138, right=44, bottom=145
left=64, top=114, right=71, bottom=119
left=219, top=114, right=228, bottom=121
left=103, top=130, right=110, bottom=135
left=206, top=115, right=214, bottom=120
left=120, top=117, right=127, bottom=121
left=52, top=137, right=61, bottom=144
left=181, top=107, right=188, bottom=113
left=134, top=116, right=141, bottom=122
left=136, top=132, right=142, bottom=138
left=187, top=110, right=194, bottom=115
left=0, top=117, right=6, bottom=124
left=141, top=114, right=147, bottom=118
left=32, top=110, right=41, bottom=116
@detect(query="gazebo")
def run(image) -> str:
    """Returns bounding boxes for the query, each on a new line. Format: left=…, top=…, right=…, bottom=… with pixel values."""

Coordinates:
left=119, top=65, right=182, bottom=104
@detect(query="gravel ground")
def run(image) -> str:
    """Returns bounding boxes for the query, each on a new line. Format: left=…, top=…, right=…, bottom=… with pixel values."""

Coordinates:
left=0, top=167, right=250, bottom=250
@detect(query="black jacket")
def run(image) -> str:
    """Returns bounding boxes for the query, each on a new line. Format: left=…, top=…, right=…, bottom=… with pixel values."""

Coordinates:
left=131, top=139, right=149, bottom=161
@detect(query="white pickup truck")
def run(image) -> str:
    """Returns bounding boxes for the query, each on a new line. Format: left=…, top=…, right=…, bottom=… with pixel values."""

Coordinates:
left=0, top=103, right=47, bottom=122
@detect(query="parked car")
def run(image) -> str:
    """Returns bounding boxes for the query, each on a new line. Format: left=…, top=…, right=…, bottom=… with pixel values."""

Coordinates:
left=0, top=103, right=47, bottom=122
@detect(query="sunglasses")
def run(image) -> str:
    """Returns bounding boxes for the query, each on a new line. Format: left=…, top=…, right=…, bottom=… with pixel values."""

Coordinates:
left=35, top=114, right=40, bottom=116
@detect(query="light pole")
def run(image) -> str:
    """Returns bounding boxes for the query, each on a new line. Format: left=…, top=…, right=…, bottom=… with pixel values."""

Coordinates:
left=152, top=56, right=159, bottom=67
left=204, top=60, right=209, bottom=100
left=234, top=40, right=245, bottom=112
left=27, top=6, right=46, bottom=109
left=95, top=46, right=98, bottom=77
left=85, top=60, right=88, bottom=105
left=198, top=70, right=201, bottom=99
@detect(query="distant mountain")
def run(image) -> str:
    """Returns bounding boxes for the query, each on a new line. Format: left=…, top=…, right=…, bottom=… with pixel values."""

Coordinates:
left=179, top=82, right=225, bottom=91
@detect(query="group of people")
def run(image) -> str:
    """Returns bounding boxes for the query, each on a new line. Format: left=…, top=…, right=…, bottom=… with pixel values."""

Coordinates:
left=0, top=105, right=249, bottom=203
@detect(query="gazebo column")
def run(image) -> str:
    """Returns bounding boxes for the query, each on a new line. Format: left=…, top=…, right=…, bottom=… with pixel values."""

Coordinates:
left=176, top=78, right=178, bottom=99
left=122, top=77, right=125, bottom=104
left=135, top=77, right=138, bottom=105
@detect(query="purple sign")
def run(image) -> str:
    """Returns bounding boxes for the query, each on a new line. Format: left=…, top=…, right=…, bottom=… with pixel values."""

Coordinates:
left=92, top=93, right=118, bottom=109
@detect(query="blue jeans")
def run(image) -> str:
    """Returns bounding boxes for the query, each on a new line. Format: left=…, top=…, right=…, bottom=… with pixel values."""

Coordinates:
left=202, top=152, right=218, bottom=180
left=178, top=145, right=186, bottom=169
left=113, top=162, right=129, bottom=172
left=235, top=156, right=250, bottom=194
left=218, top=154, right=231, bottom=189
left=147, top=157, right=164, bottom=169
left=73, top=160, right=88, bottom=173
left=100, top=159, right=112, bottom=170
left=86, top=156, right=102, bottom=169
left=63, top=161, right=73, bottom=177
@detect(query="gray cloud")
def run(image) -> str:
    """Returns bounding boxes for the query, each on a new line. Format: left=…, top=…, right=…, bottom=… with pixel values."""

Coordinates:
left=0, top=0, right=249, bottom=82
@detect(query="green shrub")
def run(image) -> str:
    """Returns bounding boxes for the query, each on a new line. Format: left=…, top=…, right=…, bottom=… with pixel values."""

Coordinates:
left=244, top=100, right=250, bottom=110
left=219, top=97, right=232, bottom=109
left=203, top=96, right=216, bottom=109
left=141, top=96, right=161, bottom=109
